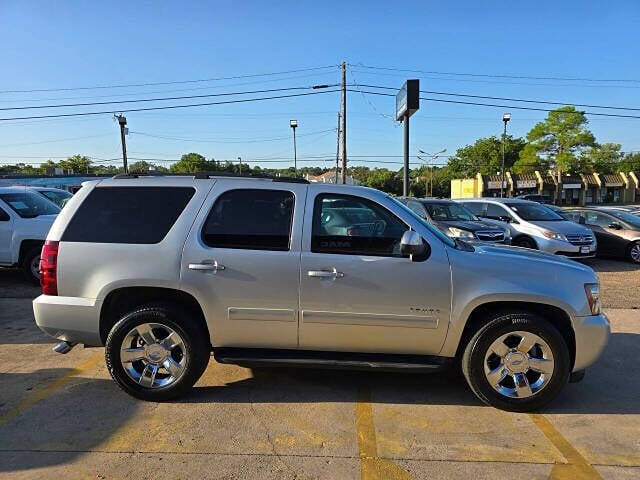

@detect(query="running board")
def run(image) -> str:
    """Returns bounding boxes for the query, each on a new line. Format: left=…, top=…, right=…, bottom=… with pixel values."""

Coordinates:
left=213, top=348, right=452, bottom=372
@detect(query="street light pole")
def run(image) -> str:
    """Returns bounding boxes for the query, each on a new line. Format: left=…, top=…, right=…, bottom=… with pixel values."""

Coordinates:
left=115, top=114, right=128, bottom=174
left=238, top=157, right=242, bottom=174
left=290, top=119, right=298, bottom=175
left=418, top=148, right=446, bottom=197
left=501, top=113, right=511, bottom=198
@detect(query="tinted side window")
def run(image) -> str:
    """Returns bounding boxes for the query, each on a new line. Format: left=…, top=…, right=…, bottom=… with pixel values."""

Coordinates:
left=62, top=187, right=195, bottom=244
left=406, top=200, right=427, bottom=218
left=584, top=212, right=613, bottom=228
left=202, top=189, right=294, bottom=251
left=486, top=203, right=510, bottom=220
left=311, top=194, right=408, bottom=257
left=0, top=207, right=9, bottom=221
left=463, top=202, right=485, bottom=216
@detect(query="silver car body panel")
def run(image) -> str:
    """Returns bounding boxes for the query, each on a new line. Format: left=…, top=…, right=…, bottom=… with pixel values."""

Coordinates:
left=33, top=178, right=609, bottom=374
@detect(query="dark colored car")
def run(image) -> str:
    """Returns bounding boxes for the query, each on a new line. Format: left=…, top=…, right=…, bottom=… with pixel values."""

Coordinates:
left=516, top=194, right=553, bottom=204
left=564, top=208, right=640, bottom=264
left=398, top=198, right=510, bottom=243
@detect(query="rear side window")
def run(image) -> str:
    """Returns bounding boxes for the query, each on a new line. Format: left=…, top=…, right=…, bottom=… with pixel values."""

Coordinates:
left=62, top=187, right=195, bottom=244
left=463, top=202, right=485, bottom=216
left=202, top=189, right=295, bottom=251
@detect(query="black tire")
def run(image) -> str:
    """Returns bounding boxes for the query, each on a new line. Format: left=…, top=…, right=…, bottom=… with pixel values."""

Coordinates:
left=627, top=241, right=640, bottom=265
left=105, top=304, right=211, bottom=401
left=21, top=246, right=42, bottom=285
left=461, top=312, right=570, bottom=412
left=514, top=236, right=537, bottom=250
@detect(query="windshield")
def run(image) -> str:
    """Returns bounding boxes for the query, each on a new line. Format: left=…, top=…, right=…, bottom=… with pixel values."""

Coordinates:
left=505, top=203, right=564, bottom=221
left=0, top=191, right=60, bottom=218
left=609, top=211, right=640, bottom=229
left=40, top=190, right=72, bottom=208
left=422, top=202, right=477, bottom=221
left=388, top=196, right=456, bottom=247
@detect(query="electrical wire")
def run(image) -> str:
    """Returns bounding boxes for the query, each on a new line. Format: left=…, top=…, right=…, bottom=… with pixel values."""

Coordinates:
left=0, top=65, right=339, bottom=94
left=130, top=128, right=336, bottom=144
left=346, top=89, right=640, bottom=119
left=0, top=89, right=341, bottom=122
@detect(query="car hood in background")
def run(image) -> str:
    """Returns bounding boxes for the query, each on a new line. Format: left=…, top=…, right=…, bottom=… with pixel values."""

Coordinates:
left=436, top=219, right=504, bottom=232
left=529, top=220, right=593, bottom=236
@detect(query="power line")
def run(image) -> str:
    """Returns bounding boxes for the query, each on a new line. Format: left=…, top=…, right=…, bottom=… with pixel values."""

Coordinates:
left=349, top=64, right=640, bottom=84
left=0, top=89, right=341, bottom=122
left=351, top=84, right=640, bottom=112
left=130, top=128, right=336, bottom=144
left=347, top=89, right=640, bottom=119
left=0, top=65, right=339, bottom=94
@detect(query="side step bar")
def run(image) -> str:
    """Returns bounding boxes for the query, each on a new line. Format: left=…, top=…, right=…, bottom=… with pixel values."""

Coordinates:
left=213, top=348, right=452, bottom=372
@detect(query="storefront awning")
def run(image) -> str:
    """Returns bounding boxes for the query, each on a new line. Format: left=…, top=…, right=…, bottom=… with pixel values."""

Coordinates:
left=561, top=176, right=583, bottom=189
left=485, top=175, right=507, bottom=190
left=602, top=174, right=624, bottom=187
left=511, top=173, right=538, bottom=189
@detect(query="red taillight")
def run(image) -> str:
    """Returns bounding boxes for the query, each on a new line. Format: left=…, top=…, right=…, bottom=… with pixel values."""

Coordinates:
left=40, top=240, right=59, bottom=296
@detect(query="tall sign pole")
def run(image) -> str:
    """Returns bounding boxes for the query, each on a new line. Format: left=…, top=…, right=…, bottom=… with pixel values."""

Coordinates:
left=396, top=80, right=419, bottom=197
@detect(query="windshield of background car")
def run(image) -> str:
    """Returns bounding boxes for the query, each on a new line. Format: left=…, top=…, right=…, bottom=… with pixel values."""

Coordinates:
left=506, top=203, right=564, bottom=221
left=609, top=211, right=640, bottom=229
left=388, top=196, right=455, bottom=247
left=41, top=190, right=72, bottom=208
left=0, top=191, right=60, bottom=218
left=422, top=202, right=477, bottom=221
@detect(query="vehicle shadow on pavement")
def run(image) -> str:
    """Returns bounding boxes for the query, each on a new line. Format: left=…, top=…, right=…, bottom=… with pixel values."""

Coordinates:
left=0, top=372, right=139, bottom=473
left=583, top=258, right=640, bottom=273
left=179, top=332, right=639, bottom=415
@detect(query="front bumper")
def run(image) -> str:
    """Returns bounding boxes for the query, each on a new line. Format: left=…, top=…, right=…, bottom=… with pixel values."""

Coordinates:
left=572, top=312, right=610, bottom=372
left=33, top=294, right=103, bottom=346
left=536, top=237, right=597, bottom=258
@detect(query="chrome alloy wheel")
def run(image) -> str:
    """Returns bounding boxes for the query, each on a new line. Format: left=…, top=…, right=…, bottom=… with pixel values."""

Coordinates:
left=120, top=322, right=187, bottom=389
left=483, top=331, right=555, bottom=399
left=630, top=243, right=640, bottom=263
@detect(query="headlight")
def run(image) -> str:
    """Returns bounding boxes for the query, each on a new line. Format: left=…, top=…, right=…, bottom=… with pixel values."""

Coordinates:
left=502, top=228, right=511, bottom=240
left=584, top=283, right=600, bottom=315
left=448, top=227, right=475, bottom=238
left=542, top=230, right=567, bottom=242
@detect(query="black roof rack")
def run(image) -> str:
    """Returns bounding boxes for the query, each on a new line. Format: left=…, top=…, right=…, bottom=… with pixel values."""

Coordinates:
left=112, top=171, right=309, bottom=184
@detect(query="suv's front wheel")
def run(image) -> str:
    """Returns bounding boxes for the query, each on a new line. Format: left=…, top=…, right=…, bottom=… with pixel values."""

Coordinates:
left=105, top=304, right=210, bottom=401
left=462, top=312, right=570, bottom=412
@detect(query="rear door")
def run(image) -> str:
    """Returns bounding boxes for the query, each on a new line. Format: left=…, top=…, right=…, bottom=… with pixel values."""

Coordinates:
left=582, top=211, right=625, bottom=256
left=0, top=205, right=13, bottom=263
left=181, top=181, right=307, bottom=349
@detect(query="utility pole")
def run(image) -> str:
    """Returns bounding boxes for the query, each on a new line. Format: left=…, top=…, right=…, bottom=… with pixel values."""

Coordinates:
left=501, top=113, right=511, bottom=198
left=115, top=114, right=128, bottom=174
left=238, top=156, right=242, bottom=174
left=341, top=61, right=347, bottom=184
left=335, top=112, right=341, bottom=183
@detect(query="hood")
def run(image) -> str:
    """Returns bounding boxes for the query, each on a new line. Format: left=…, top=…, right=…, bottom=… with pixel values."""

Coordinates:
left=472, top=243, right=595, bottom=274
left=529, top=220, right=592, bottom=236
left=436, top=219, right=503, bottom=233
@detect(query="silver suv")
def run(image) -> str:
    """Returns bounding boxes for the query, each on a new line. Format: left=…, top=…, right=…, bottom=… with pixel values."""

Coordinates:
left=33, top=174, right=609, bottom=411
left=458, top=198, right=597, bottom=259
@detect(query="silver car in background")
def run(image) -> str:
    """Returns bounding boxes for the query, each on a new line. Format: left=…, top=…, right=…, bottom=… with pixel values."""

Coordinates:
left=458, top=198, right=597, bottom=259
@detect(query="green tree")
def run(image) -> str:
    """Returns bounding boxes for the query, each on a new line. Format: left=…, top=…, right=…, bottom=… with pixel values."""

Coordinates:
left=582, top=143, right=622, bottom=174
left=523, top=106, right=596, bottom=175
left=59, top=154, right=92, bottom=174
left=447, top=135, right=525, bottom=178
left=169, top=153, right=215, bottom=173
left=619, top=152, right=640, bottom=172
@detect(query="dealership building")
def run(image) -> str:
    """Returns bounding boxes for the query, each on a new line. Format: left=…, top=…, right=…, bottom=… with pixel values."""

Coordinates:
left=451, top=170, right=639, bottom=205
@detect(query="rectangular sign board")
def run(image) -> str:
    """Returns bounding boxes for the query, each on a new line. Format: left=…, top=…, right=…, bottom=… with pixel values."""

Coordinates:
left=516, top=180, right=537, bottom=188
left=396, top=79, right=420, bottom=121
left=487, top=180, right=507, bottom=189
left=562, top=183, right=582, bottom=189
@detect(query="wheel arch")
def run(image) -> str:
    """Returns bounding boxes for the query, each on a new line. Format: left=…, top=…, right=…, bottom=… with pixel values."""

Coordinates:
left=18, top=239, right=44, bottom=265
left=512, top=234, right=538, bottom=249
left=454, top=301, right=576, bottom=370
left=99, top=286, right=210, bottom=346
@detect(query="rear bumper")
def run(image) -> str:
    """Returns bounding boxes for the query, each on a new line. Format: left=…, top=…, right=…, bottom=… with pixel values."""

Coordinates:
left=572, top=312, right=610, bottom=372
left=33, top=294, right=102, bottom=346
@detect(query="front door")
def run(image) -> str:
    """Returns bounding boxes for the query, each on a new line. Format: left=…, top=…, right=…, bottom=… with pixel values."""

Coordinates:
left=181, top=181, right=308, bottom=349
left=582, top=211, right=626, bottom=256
left=298, top=191, right=451, bottom=355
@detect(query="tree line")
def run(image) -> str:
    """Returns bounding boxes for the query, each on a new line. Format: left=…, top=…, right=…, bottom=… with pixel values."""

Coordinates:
left=2, top=106, right=639, bottom=197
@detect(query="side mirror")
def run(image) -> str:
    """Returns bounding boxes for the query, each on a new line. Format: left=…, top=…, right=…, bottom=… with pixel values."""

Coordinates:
left=400, top=230, right=430, bottom=261
left=608, top=222, right=622, bottom=230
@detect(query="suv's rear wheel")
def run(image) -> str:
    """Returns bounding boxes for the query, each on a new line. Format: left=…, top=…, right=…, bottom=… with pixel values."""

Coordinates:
left=462, top=312, right=570, bottom=412
left=105, top=304, right=210, bottom=401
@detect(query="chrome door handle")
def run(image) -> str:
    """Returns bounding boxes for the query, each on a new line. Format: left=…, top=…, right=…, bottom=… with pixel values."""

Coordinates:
left=189, top=261, right=225, bottom=272
left=307, top=268, right=344, bottom=279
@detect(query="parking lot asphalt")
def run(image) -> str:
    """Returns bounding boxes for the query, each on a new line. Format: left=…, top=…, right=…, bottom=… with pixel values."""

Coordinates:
left=1, top=257, right=639, bottom=479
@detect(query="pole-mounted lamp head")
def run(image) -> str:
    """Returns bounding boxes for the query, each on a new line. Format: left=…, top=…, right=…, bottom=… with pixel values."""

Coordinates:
left=503, top=112, right=511, bottom=123
left=290, top=119, right=298, bottom=129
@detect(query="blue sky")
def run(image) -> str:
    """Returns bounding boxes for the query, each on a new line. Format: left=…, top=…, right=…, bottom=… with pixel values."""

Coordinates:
left=1, top=1, right=639, bottom=171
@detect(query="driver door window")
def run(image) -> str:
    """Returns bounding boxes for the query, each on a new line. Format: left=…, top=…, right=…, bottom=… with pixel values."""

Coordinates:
left=584, top=212, right=613, bottom=227
left=311, top=194, right=408, bottom=257
left=486, top=203, right=511, bottom=221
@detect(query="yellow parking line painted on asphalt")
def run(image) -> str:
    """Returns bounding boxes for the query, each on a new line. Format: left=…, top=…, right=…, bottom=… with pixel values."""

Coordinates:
left=530, top=413, right=602, bottom=480
left=0, top=356, right=101, bottom=428
left=355, top=385, right=414, bottom=480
